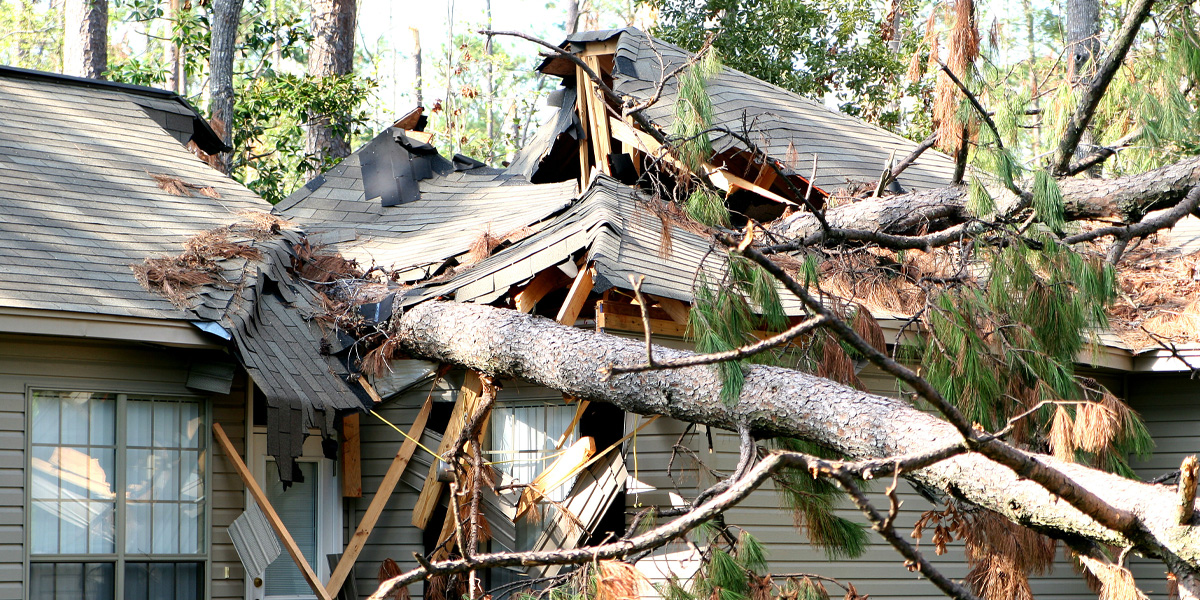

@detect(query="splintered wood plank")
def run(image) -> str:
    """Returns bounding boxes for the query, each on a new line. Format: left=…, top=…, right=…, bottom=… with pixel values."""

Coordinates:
left=752, top=160, right=778, bottom=189
left=515, top=436, right=597, bottom=519
left=607, top=115, right=797, bottom=206
left=555, top=265, right=595, bottom=326
left=341, top=414, right=362, bottom=498
left=212, top=423, right=334, bottom=600
left=575, top=66, right=592, bottom=183
left=515, top=268, right=569, bottom=314
left=412, top=371, right=486, bottom=529
left=583, top=55, right=613, bottom=176
left=326, top=398, right=432, bottom=597
left=555, top=398, right=590, bottom=450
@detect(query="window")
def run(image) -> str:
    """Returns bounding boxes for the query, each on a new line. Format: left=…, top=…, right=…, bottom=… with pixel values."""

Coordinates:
left=489, top=403, right=578, bottom=550
left=29, top=390, right=207, bottom=600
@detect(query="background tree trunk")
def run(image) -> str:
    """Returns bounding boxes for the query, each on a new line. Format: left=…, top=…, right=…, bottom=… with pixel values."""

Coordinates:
left=565, top=0, right=579, bottom=35
left=410, top=27, right=423, bottom=108
left=208, top=0, right=243, bottom=174
left=165, top=0, right=183, bottom=94
left=1066, top=0, right=1102, bottom=176
left=63, top=0, right=106, bottom=79
left=304, top=0, right=357, bottom=176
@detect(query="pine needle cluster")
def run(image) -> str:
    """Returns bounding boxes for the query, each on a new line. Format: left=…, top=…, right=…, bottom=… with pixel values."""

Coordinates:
left=690, top=253, right=790, bottom=405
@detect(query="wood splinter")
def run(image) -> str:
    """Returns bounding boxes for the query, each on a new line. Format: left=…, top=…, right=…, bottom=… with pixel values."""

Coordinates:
left=1180, top=455, right=1198, bottom=525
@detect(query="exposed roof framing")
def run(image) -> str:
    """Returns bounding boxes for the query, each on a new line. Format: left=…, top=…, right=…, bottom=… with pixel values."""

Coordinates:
left=523, top=28, right=957, bottom=197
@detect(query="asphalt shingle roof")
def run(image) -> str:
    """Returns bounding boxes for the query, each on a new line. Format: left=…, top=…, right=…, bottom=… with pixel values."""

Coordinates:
left=534, top=29, right=957, bottom=194
left=0, top=72, right=267, bottom=320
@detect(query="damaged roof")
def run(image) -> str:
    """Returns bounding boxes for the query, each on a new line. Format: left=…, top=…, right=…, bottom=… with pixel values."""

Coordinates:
left=529, top=28, right=957, bottom=193
left=275, top=127, right=578, bottom=281
left=0, top=69, right=261, bottom=320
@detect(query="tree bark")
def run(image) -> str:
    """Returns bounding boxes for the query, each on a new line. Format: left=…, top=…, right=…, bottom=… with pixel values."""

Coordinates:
left=208, top=0, right=243, bottom=173
left=769, top=156, right=1200, bottom=243
left=1066, top=0, right=1101, bottom=176
left=305, top=0, right=357, bottom=176
left=63, top=0, right=106, bottom=79
left=391, top=300, right=1200, bottom=570
left=410, top=27, right=423, bottom=108
left=166, top=0, right=183, bottom=95
left=565, top=0, right=580, bottom=35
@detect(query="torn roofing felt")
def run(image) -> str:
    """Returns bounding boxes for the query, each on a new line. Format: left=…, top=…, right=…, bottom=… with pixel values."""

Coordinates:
left=274, top=126, right=578, bottom=282
left=532, top=28, right=957, bottom=193
left=158, top=225, right=371, bottom=484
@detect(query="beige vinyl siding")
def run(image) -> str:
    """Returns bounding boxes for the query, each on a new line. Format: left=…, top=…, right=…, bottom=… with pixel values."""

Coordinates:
left=349, top=374, right=456, bottom=600
left=0, top=333, right=246, bottom=600
left=351, top=372, right=575, bottom=600
left=625, top=364, right=1101, bottom=600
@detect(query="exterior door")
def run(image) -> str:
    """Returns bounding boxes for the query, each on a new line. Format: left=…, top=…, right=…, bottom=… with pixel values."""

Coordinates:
left=247, top=432, right=340, bottom=600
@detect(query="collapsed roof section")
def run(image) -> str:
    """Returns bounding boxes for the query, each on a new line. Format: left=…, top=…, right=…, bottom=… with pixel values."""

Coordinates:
left=138, top=221, right=371, bottom=484
left=515, top=28, right=956, bottom=209
left=276, top=127, right=578, bottom=282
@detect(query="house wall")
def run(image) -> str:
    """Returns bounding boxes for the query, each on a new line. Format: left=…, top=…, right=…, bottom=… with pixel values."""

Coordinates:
left=348, top=374, right=457, bottom=600
left=0, top=333, right=246, bottom=600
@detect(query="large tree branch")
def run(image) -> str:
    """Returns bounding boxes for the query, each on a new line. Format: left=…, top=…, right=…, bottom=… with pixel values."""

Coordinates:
left=1050, top=0, right=1156, bottom=175
left=392, top=301, right=1200, bottom=569
left=768, top=156, right=1200, bottom=248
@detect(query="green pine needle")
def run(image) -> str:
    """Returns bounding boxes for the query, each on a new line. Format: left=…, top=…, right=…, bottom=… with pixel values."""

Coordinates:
left=1032, top=170, right=1066, bottom=233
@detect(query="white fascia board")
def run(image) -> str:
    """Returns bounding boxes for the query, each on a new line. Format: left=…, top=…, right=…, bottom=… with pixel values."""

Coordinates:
left=1132, top=346, right=1200, bottom=372
left=0, top=306, right=222, bottom=348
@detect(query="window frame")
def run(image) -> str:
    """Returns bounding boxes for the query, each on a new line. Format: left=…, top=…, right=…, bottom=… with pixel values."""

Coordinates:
left=24, top=385, right=213, bottom=600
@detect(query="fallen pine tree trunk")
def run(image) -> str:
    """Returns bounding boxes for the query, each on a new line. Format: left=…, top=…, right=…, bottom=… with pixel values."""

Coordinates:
left=393, top=300, right=1200, bottom=586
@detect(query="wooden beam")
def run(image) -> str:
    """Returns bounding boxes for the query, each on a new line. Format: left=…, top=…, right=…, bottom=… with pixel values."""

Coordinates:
left=583, top=55, right=613, bottom=176
left=752, top=160, right=778, bottom=190
left=515, top=268, right=569, bottom=314
left=555, top=265, right=595, bottom=325
left=580, top=38, right=618, bottom=57
left=326, top=399, right=432, bottom=597
left=341, top=414, right=362, bottom=498
left=516, top=436, right=597, bottom=519
left=608, top=116, right=797, bottom=206
left=575, top=67, right=592, bottom=183
left=555, top=398, right=590, bottom=450
left=212, top=423, right=334, bottom=600
left=651, top=295, right=691, bottom=325
left=596, top=305, right=689, bottom=338
left=411, top=371, right=486, bottom=529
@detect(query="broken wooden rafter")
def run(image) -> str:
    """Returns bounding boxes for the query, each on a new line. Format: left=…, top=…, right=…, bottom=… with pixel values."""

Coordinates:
left=555, top=264, right=595, bottom=325
left=579, top=60, right=613, bottom=177
left=607, top=116, right=799, bottom=206
left=412, top=371, right=486, bottom=529
left=514, top=267, right=571, bottom=314
left=515, top=436, right=597, bottom=519
left=326, top=398, right=433, bottom=597
left=212, top=422, right=334, bottom=600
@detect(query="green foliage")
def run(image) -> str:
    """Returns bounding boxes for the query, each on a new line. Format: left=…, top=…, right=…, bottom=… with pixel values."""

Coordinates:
left=231, top=73, right=375, bottom=203
left=689, top=253, right=790, bottom=405
left=685, top=188, right=731, bottom=227
left=0, top=0, right=62, bottom=72
left=769, top=438, right=868, bottom=559
left=645, top=0, right=908, bottom=125
left=967, top=177, right=996, bottom=218
left=1031, top=170, right=1065, bottom=233
left=671, top=48, right=720, bottom=174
